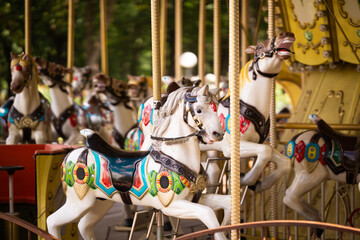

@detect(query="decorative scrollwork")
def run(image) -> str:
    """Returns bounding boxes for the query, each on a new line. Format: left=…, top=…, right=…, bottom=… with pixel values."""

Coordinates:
left=343, top=40, right=360, bottom=51
left=314, top=90, right=345, bottom=121
left=297, top=41, right=323, bottom=54
left=290, top=0, right=319, bottom=30
left=338, top=0, right=360, bottom=27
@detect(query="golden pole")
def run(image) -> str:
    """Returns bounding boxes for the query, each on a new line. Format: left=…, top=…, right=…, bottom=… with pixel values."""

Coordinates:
left=151, top=0, right=161, bottom=104
left=268, top=0, right=278, bottom=237
left=276, top=123, right=360, bottom=131
left=160, top=0, right=167, bottom=78
left=175, top=0, right=182, bottom=81
left=229, top=0, right=240, bottom=239
left=67, top=0, right=75, bottom=84
left=241, top=0, right=248, bottom=68
left=213, top=0, right=221, bottom=88
left=198, top=0, right=206, bottom=85
left=100, top=0, right=108, bottom=75
left=25, top=0, right=31, bottom=54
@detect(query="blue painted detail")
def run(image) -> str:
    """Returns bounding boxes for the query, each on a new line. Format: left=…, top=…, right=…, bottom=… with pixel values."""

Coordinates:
left=91, top=150, right=117, bottom=197
left=9, top=116, right=14, bottom=124
left=305, top=143, right=319, bottom=162
left=130, top=156, right=149, bottom=199
left=150, top=108, right=154, bottom=125
left=225, top=114, right=230, bottom=134
left=286, top=140, right=295, bottom=159
left=138, top=104, right=144, bottom=123
left=39, top=116, right=44, bottom=122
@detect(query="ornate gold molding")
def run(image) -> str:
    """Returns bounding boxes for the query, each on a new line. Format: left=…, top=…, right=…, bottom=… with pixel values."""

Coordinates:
left=343, top=40, right=360, bottom=51
left=290, top=0, right=319, bottom=29
left=338, top=0, right=360, bottom=27
left=297, top=41, right=323, bottom=54
left=314, top=90, right=345, bottom=121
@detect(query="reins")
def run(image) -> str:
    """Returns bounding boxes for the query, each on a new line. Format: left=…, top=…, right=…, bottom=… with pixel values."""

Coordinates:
left=249, top=36, right=294, bottom=80
left=151, top=89, right=207, bottom=145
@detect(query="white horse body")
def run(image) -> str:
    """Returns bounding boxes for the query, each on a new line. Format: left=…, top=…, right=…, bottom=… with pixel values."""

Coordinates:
left=201, top=32, right=296, bottom=192
left=47, top=86, right=229, bottom=240
left=6, top=53, right=46, bottom=144
left=283, top=114, right=360, bottom=226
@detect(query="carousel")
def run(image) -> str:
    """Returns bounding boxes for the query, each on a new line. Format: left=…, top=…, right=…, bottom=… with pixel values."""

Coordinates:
left=0, top=0, right=359, bottom=240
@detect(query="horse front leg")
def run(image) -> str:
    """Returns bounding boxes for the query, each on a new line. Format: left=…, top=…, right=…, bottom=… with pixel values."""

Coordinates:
left=161, top=199, right=227, bottom=240
left=253, top=148, right=291, bottom=192
left=33, top=122, right=46, bottom=144
left=6, top=124, right=20, bottom=144
left=239, top=140, right=272, bottom=186
left=198, top=194, right=231, bottom=226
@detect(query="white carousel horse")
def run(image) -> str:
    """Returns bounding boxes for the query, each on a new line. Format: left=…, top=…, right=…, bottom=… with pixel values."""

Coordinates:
left=127, top=74, right=153, bottom=101
left=92, top=73, right=138, bottom=148
left=35, top=57, right=83, bottom=145
left=47, top=85, right=229, bottom=240
left=72, top=66, right=99, bottom=96
left=201, top=32, right=296, bottom=192
left=283, top=114, right=360, bottom=237
left=6, top=52, right=46, bottom=144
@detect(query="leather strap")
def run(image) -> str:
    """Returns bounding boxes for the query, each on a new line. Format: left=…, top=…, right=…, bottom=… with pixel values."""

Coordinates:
left=120, top=192, right=132, bottom=205
left=191, top=165, right=206, bottom=203
left=51, top=104, right=76, bottom=140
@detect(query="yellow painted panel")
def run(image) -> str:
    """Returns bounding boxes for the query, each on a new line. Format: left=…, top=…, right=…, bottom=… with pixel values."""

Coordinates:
left=332, top=0, right=360, bottom=64
left=281, top=0, right=333, bottom=65
left=35, top=150, right=78, bottom=240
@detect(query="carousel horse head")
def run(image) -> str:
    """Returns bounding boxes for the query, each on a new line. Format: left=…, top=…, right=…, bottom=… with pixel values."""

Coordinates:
left=10, top=52, right=37, bottom=94
left=35, top=57, right=73, bottom=90
left=153, top=85, right=224, bottom=144
left=127, top=74, right=152, bottom=98
left=92, top=73, right=128, bottom=104
left=72, top=66, right=98, bottom=94
left=244, top=32, right=295, bottom=80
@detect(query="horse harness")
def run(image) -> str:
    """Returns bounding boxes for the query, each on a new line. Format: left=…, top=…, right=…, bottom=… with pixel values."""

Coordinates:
left=249, top=36, right=293, bottom=80
left=151, top=88, right=206, bottom=144
left=221, top=97, right=270, bottom=144
left=51, top=104, right=77, bottom=140
left=9, top=104, right=45, bottom=143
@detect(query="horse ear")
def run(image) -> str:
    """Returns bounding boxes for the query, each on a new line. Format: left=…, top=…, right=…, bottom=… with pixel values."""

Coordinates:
left=244, top=45, right=256, bottom=54
left=22, top=54, right=29, bottom=61
left=192, top=79, right=201, bottom=87
left=10, top=52, right=17, bottom=60
left=198, top=84, right=209, bottom=96
left=209, top=88, right=221, bottom=100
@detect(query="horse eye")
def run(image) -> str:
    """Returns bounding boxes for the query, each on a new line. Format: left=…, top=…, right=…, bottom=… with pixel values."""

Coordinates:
left=196, top=108, right=202, bottom=114
left=258, top=45, right=263, bottom=50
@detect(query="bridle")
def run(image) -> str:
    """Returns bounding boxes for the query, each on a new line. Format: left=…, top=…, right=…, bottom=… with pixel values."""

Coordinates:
left=249, top=36, right=294, bottom=80
left=104, top=77, right=133, bottom=109
left=151, top=89, right=207, bottom=144
left=41, top=62, right=72, bottom=94
left=10, top=56, right=33, bottom=87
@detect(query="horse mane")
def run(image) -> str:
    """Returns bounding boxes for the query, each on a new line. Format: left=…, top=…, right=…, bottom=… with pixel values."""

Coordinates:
left=152, top=86, right=196, bottom=142
left=223, top=60, right=252, bottom=100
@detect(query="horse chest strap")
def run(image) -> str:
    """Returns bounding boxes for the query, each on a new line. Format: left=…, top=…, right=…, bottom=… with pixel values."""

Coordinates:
left=150, top=150, right=197, bottom=183
left=9, top=105, right=45, bottom=129
left=52, top=104, right=76, bottom=139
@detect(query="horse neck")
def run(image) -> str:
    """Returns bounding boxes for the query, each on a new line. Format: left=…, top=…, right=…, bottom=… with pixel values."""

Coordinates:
left=13, top=71, right=41, bottom=115
left=113, top=101, right=137, bottom=136
left=49, top=85, right=73, bottom=117
left=154, top=107, right=201, bottom=173
left=240, top=69, right=272, bottom=119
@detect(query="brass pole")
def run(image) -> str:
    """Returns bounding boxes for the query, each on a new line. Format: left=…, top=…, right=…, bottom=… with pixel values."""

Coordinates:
left=229, top=0, right=240, bottom=239
left=268, top=0, right=278, bottom=237
left=67, top=0, right=75, bottom=84
left=213, top=0, right=221, bottom=88
left=175, top=0, right=182, bottom=81
left=151, top=0, right=161, bottom=103
left=198, top=0, right=206, bottom=85
left=100, top=0, right=108, bottom=75
left=25, top=0, right=31, bottom=54
left=160, top=0, right=167, bottom=78
left=241, top=0, right=248, bottom=68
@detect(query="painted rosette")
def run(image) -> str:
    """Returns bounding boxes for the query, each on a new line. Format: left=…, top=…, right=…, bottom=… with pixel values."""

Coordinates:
left=179, top=175, right=191, bottom=188
left=61, top=162, right=66, bottom=181
left=286, top=140, right=296, bottom=159
left=73, top=163, right=89, bottom=184
left=156, top=171, right=173, bottom=193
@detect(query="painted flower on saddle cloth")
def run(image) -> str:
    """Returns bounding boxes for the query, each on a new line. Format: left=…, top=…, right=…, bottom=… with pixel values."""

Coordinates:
left=219, top=113, right=250, bottom=134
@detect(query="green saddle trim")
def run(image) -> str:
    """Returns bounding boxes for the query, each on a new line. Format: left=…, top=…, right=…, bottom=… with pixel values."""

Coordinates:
left=147, top=170, right=187, bottom=197
left=63, top=162, right=96, bottom=189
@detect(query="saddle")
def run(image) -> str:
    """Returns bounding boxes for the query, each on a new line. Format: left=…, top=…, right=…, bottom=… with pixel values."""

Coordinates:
left=315, top=119, right=360, bottom=184
left=86, top=132, right=149, bottom=192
